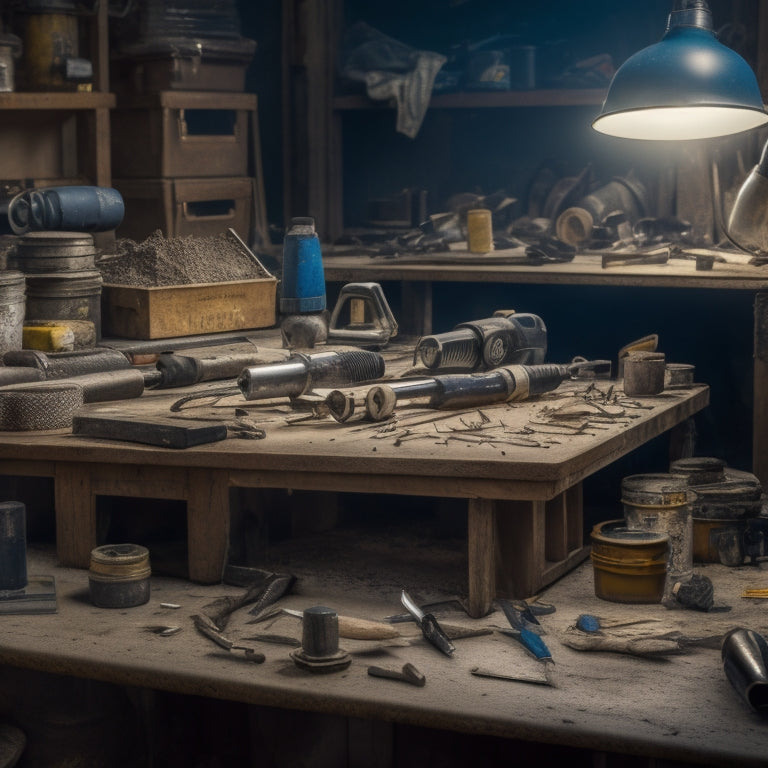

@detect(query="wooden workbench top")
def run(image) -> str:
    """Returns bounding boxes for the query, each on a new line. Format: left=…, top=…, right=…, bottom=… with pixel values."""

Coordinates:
left=4, top=547, right=768, bottom=767
left=0, top=362, right=709, bottom=501
left=322, top=249, right=768, bottom=290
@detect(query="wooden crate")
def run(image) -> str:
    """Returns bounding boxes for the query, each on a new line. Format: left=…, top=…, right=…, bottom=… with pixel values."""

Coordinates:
left=113, top=177, right=254, bottom=241
left=101, top=278, right=277, bottom=339
left=111, top=91, right=256, bottom=178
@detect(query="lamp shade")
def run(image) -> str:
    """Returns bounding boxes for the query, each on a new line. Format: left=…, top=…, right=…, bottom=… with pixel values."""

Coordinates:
left=592, top=5, right=768, bottom=140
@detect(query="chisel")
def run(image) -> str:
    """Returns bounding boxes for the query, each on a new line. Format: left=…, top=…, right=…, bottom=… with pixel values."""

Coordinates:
left=400, top=589, right=455, bottom=656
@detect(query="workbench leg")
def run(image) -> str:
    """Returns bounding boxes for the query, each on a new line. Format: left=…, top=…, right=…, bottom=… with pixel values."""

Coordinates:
left=186, top=469, right=230, bottom=584
left=754, top=291, right=768, bottom=487
left=545, top=485, right=583, bottom=562
left=495, top=499, right=546, bottom=599
left=54, top=463, right=98, bottom=569
left=467, top=498, right=496, bottom=618
left=400, top=281, right=432, bottom=336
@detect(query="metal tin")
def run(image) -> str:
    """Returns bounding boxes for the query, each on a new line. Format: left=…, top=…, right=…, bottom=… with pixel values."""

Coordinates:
left=623, top=351, right=666, bottom=396
left=664, top=363, right=695, bottom=389
left=24, top=269, right=103, bottom=338
left=89, top=543, right=151, bottom=608
left=0, top=270, right=26, bottom=356
left=622, top=473, right=693, bottom=600
left=11, top=231, right=97, bottom=273
left=467, top=209, right=493, bottom=253
left=670, top=457, right=763, bottom=562
left=590, top=519, right=669, bottom=604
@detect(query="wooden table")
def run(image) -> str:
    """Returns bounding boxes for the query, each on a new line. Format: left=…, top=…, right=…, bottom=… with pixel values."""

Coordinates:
left=2, top=547, right=767, bottom=767
left=0, top=344, right=708, bottom=617
left=322, top=249, right=768, bottom=486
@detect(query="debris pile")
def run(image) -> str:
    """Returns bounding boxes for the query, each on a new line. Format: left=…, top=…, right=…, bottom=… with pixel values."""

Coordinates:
left=98, top=230, right=271, bottom=287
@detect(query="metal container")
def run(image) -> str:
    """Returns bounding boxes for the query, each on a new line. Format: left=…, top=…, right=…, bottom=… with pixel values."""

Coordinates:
left=280, top=217, right=326, bottom=314
left=8, top=188, right=124, bottom=235
left=623, top=351, right=666, bottom=396
left=24, top=269, right=102, bottom=338
left=0, top=32, right=22, bottom=92
left=590, top=519, right=669, bottom=603
left=89, top=543, right=151, bottom=608
left=0, top=500, right=27, bottom=591
left=11, top=231, right=97, bottom=273
left=0, top=270, right=26, bottom=356
left=670, top=457, right=764, bottom=563
left=622, top=473, right=693, bottom=601
left=467, top=209, right=493, bottom=253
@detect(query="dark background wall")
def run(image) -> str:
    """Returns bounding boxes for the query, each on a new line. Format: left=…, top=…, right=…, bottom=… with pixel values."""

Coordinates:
left=238, top=0, right=762, bottom=518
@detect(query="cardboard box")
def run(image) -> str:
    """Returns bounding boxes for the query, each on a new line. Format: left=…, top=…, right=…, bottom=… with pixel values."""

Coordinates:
left=101, top=278, right=277, bottom=339
left=113, top=177, right=253, bottom=241
left=111, top=91, right=256, bottom=178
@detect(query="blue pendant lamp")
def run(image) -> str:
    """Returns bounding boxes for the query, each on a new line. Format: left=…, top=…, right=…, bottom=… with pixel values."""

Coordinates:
left=592, top=1, right=768, bottom=140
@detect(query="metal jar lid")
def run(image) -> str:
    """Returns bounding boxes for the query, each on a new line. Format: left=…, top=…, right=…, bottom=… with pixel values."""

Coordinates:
left=89, top=543, right=151, bottom=582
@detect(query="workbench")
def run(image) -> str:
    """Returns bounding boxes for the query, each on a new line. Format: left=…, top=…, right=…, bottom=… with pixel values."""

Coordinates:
left=2, top=547, right=768, bottom=767
left=0, top=334, right=708, bottom=618
left=322, top=249, right=768, bottom=486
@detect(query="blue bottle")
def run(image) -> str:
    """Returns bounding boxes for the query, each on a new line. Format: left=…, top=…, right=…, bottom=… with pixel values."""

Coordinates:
left=280, top=217, right=326, bottom=314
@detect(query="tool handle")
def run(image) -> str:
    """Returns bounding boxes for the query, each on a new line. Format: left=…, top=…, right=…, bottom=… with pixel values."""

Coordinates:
left=421, top=613, right=456, bottom=656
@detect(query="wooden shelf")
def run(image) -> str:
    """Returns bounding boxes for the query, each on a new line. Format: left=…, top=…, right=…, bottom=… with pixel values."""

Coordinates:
left=333, top=88, right=607, bottom=111
left=0, top=92, right=115, bottom=110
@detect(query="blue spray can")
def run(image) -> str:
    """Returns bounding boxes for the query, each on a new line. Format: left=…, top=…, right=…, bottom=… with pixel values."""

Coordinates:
left=280, top=217, right=326, bottom=314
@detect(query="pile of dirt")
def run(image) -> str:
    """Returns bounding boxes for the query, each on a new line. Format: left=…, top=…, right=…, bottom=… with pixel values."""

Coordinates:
left=97, top=231, right=272, bottom=287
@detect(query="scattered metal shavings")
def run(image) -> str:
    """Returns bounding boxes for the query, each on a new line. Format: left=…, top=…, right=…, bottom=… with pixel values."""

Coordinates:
left=145, top=625, right=182, bottom=636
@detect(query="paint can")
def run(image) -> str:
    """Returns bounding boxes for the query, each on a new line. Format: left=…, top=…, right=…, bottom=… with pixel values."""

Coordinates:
left=590, top=519, right=669, bottom=603
left=89, top=544, right=151, bottom=608
left=0, top=271, right=26, bottom=356
left=467, top=209, right=493, bottom=253
left=622, top=473, right=693, bottom=601
left=11, top=231, right=97, bottom=273
left=670, top=457, right=763, bottom=563
left=0, top=501, right=27, bottom=591
left=24, top=269, right=103, bottom=338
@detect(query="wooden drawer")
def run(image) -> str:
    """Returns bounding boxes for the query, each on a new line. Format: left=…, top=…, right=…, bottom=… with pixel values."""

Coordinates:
left=113, top=177, right=253, bottom=241
left=111, top=91, right=256, bottom=178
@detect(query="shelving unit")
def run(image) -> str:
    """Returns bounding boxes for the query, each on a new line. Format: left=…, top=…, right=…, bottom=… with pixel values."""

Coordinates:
left=0, top=3, right=114, bottom=189
left=333, top=88, right=607, bottom=111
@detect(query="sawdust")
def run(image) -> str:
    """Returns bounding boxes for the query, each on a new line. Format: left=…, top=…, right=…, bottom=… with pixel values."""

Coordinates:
left=97, top=230, right=271, bottom=287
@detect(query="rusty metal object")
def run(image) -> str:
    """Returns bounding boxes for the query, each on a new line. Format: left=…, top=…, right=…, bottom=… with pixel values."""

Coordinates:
left=290, top=606, right=352, bottom=673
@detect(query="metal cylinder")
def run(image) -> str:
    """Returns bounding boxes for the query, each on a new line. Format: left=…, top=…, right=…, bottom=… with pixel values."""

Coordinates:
left=290, top=605, right=351, bottom=673
left=8, top=188, right=125, bottom=235
left=622, top=473, right=693, bottom=602
left=467, top=209, right=493, bottom=253
left=623, top=351, right=666, bottom=396
left=722, top=628, right=768, bottom=713
left=11, top=231, right=97, bottom=273
left=0, top=270, right=26, bottom=356
left=0, top=501, right=27, bottom=591
left=89, top=543, right=151, bottom=608
left=23, top=270, right=103, bottom=339
left=280, top=217, right=326, bottom=314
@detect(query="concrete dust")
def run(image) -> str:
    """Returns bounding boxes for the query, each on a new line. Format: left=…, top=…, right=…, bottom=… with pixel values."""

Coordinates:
left=98, top=230, right=271, bottom=287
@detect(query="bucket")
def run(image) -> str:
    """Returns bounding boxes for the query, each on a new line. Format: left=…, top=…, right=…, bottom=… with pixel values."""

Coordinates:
left=89, top=543, right=151, bottom=608
left=590, top=519, right=669, bottom=603
left=11, top=231, right=97, bottom=273
left=24, top=269, right=102, bottom=338
left=622, top=473, right=693, bottom=600
left=0, top=270, right=26, bottom=355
